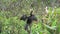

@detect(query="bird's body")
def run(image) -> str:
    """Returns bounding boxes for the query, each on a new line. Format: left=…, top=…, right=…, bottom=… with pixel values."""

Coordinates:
left=27, top=15, right=37, bottom=25
left=20, top=11, right=37, bottom=33
left=27, top=15, right=33, bottom=25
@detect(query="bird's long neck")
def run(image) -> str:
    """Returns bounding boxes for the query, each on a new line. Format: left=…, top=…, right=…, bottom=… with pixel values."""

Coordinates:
left=30, top=11, right=33, bottom=16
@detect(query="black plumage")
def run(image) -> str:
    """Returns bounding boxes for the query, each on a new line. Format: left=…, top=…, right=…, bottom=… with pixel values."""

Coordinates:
left=20, top=11, right=37, bottom=32
left=20, top=14, right=27, bottom=21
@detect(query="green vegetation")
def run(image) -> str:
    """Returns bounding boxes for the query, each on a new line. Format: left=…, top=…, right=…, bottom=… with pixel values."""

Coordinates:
left=0, top=8, right=60, bottom=34
left=0, top=0, right=60, bottom=34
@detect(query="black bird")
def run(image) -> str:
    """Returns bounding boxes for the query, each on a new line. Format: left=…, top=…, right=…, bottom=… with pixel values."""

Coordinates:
left=20, top=11, right=37, bottom=32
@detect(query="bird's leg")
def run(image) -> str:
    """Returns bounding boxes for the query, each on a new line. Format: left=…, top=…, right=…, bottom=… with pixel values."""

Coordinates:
left=29, top=24, right=32, bottom=34
left=24, top=24, right=30, bottom=34
left=27, top=24, right=32, bottom=34
left=25, top=24, right=32, bottom=34
left=25, top=24, right=28, bottom=31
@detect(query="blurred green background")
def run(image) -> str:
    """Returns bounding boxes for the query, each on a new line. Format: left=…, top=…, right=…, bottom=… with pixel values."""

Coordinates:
left=0, top=0, right=60, bottom=34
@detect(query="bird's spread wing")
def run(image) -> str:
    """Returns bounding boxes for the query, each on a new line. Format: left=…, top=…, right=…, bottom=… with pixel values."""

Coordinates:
left=20, top=15, right=28, bottom=21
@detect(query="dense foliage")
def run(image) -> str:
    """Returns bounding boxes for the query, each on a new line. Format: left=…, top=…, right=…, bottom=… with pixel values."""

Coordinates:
left=0, top=0, right=60, bottom=34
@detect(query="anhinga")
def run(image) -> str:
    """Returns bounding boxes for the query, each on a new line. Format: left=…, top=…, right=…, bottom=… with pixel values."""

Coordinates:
left=20, top=11, right=37, bottom=33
